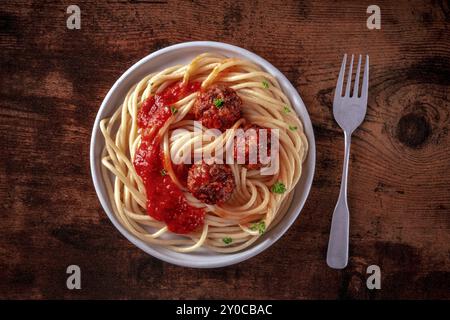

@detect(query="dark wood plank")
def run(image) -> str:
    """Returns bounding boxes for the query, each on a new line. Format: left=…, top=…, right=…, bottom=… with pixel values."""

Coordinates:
left=0, top=0, right=449, bottom=299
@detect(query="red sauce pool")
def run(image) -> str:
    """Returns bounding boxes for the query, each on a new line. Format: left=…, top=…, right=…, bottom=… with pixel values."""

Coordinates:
left=134, top=81, right=204, bottom=234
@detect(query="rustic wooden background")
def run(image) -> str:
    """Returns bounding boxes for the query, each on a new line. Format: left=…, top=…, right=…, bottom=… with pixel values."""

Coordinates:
left=1, top=0, right=449, bottom=299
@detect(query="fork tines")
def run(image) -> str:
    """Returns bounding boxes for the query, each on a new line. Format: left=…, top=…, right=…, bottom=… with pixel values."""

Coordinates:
left=336, top=54, right=369, bottom=100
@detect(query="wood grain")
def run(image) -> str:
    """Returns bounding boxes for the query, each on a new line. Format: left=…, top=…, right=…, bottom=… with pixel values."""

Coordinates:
left=0, top=0, right=449, bottom=299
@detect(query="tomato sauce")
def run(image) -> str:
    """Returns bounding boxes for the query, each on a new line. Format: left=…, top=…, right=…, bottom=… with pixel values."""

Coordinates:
left=134, top=81, right=204, bottom=234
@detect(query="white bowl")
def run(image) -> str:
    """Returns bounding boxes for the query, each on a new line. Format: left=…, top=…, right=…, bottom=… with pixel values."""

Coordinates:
left=90, top=41, right=316, bottom=268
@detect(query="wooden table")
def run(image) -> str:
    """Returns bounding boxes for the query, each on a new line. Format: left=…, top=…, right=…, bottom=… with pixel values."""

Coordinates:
left=1, top=0, right=449, bottom=299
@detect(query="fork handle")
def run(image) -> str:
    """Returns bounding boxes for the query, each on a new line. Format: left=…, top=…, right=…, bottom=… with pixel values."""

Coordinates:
left=326, top=131, right=351, bottom=269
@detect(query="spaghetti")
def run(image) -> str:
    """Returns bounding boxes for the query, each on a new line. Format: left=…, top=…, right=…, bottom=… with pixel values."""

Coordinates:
left=100, top=53, right=308, bottom=253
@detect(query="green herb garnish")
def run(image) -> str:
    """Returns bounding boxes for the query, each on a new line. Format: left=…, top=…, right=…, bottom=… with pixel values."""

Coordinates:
left=250, top=221, right=266, bottom=235
left=283, top=105, right=291, bottom=113
left=271, top=181, right=286, bottom=194
left=160, top=169, right=167, bottom=176
left=222, top=237, right=233, bottom=245
left=262, top=80, right=269, bottom=89
left=213, top=98, right=224, bottom=108
left=170, top=106, right=178, bottom=114
left=289, top=125, right=297, bottom=131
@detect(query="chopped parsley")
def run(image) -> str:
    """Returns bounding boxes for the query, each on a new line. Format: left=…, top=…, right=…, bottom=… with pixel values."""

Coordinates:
left=160, top=169, right=167, bottom=176
left=170, top=106, right=178, bottom=114
left=222, top=237, right=233, bottom=245
left=262, top=80, right=269, bottom=89
left=289, top=125, right=297, bottom=131
left=250, top=221, right=266, bottom=235
left=271, top=181, right=286, bottom=194
left=283, top=105, right=291, bottom=113
left=213, top=98, right=224, bottom=108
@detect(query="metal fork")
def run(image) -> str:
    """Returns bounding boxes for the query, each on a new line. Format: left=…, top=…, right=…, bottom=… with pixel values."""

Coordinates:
left=326, top=54, right=369, bottom=269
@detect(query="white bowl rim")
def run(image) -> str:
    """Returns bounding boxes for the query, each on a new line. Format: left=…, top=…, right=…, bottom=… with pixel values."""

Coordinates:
left=90, top=41, right=316, bottom=268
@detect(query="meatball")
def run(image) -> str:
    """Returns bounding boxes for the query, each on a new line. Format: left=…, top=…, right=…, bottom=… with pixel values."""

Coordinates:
left=187, top=162, right=235, bottom=205
left=192, top=85, right=242, bottom=131
left=234, top=124, right=272, bottom=170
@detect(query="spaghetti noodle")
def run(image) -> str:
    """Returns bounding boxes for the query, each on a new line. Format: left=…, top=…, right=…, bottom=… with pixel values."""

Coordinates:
left=100, top=53, right=308, bottom=253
